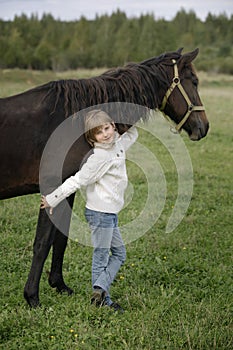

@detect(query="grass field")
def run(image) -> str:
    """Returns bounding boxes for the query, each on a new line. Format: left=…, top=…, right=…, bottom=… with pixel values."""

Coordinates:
left=0, top=69, right=232, bottom=349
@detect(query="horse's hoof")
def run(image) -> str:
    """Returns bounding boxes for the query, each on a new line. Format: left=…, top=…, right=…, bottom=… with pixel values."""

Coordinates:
left=24, top=291, right=41, bottom=308
left=56, top=285, right=74, bottom=296
left=48, top=272, right=74, bottom=295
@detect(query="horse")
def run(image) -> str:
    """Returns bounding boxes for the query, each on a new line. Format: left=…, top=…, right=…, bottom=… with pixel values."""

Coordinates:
left=0, top=48, right=209, bottom=307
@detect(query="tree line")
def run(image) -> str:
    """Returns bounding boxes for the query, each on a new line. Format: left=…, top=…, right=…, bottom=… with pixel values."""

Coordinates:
left=0, top=9, right=232, bottom=73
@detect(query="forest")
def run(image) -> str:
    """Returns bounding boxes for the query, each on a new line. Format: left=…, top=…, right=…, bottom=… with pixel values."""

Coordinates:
left=0, top=9, right=232, bottom=73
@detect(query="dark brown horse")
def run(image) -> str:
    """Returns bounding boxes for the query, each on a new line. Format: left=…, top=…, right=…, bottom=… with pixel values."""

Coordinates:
left=0, top=48, right=209, bottom=307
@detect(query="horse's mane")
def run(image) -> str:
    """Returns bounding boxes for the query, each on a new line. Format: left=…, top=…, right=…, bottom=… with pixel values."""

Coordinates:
left=34, top=51, right=181, bottom=124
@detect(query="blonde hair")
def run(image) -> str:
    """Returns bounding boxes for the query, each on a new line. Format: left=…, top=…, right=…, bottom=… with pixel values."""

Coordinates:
left=85, top=109, right=114, bottom=146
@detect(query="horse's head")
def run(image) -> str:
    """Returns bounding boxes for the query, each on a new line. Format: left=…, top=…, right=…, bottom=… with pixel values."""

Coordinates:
left=159, top=48, right=209, bottom=141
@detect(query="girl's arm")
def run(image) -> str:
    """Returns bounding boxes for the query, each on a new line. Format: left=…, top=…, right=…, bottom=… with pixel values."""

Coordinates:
left=41, top=150, right=111, bottom=209
left=120, top=125, right=138, bottom=151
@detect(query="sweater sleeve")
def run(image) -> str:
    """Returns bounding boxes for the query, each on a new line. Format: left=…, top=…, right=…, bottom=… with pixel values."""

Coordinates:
left=120, top=126, right=138, bottom=151
left=45, top=151, right=112, bottom=208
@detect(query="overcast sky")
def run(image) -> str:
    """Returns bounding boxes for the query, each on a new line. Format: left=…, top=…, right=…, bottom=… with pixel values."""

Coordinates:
left=1, top=0, right=233, bottom=21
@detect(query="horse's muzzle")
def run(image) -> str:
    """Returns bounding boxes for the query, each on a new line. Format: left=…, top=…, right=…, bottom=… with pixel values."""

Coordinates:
left=189, top=121, right=209, bottom=141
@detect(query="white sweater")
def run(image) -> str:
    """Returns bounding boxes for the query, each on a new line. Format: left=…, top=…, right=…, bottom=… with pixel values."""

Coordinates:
left=46, top=126, right=138, bottom=213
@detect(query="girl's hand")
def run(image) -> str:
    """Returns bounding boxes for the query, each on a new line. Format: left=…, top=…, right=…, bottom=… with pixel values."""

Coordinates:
left=40, top=195, right=53, bottom=215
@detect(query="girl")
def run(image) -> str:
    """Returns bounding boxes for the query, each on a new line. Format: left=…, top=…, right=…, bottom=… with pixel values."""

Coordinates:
left=41, top=109, right=138, bottom=312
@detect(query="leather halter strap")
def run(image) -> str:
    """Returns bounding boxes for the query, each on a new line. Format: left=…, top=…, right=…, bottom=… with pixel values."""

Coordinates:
left=160, top=59, right=205, bottom=133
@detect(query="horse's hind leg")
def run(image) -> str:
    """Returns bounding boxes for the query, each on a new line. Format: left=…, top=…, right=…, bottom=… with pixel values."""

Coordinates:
left=48, top=230, right=73, bottom=295
left=24, top=209, right=56, bottom=308
left=48, top=194, right=75, bottom=295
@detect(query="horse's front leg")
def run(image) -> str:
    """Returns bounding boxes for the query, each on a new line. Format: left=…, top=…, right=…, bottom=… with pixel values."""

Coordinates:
left=24, top=209, right=56, bottom=308
left=48, top=194, right=75, bottom=295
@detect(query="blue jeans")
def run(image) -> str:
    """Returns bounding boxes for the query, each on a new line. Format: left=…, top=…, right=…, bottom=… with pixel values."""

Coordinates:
left=85, top=208, right=126, bottom=301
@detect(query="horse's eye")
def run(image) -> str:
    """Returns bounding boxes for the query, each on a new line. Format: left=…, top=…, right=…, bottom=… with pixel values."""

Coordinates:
left=193, top=79, right=198, bottom=87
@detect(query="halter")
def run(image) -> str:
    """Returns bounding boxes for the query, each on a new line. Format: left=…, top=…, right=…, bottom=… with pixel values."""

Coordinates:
left=160, top=59, right=205, bottom=133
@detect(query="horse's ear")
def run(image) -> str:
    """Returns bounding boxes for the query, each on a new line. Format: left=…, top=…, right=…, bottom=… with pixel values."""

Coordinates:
left=179, top=48, right=199, bottom=69
left=177, top=47, right=183, bottom=54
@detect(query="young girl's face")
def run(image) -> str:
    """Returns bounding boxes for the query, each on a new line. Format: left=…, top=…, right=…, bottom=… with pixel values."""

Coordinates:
left=94, top=123, right=115, bottom=144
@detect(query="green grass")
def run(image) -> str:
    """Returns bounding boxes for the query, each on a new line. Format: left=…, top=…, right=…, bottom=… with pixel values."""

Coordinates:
left=0, top=70, right=232, bottom=349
